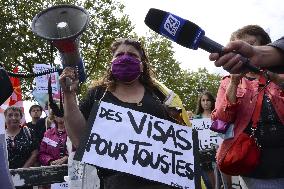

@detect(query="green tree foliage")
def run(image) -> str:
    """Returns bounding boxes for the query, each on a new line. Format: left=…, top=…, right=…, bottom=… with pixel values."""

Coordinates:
left=142, top=33, right=184, bottom=90
left=1, top=0, right=221, bottom=111
left=143, top=33, right=221, bottom=111
left=181, top=68, right=221, bottom=112
left=0, top=0, right=135, bottom=99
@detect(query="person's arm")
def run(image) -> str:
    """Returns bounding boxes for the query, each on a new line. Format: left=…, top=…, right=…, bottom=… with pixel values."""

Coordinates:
left=253, top=45, right=284, bottom=68
left=209, top=39, right=284, bottom=74
left=63, top=92, right=86, bottom=148
left=226, top=75, right=242, bottom=103
left=22, top=149, right=38, bottom=168
left=50, top=156, right=68, bottom=165
left=211, top=77, right=239, bottom=122
left=269, top=37, right=284, bottom=52
left=59, top=67, right=86, bottom=148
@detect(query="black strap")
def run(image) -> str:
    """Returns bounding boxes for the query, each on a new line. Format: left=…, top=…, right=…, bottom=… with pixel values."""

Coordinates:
left=58, top=131, right=66, bottom=158
left=151, top=86, right=166, bottom=103
left=93, top=86, right=106, bottom=102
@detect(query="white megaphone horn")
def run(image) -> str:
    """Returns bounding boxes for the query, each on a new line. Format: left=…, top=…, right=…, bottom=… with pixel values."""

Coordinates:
left=31, top=4, right=89, bottom=82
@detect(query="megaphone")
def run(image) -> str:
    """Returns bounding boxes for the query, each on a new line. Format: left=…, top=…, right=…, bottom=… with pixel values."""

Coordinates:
left=31, top=4, right=89, bottom=82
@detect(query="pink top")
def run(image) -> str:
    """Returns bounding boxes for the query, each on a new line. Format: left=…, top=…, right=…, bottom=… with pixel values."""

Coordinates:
left=212, top=76, right=284, bottom=164
left=38, top=127, right=68, bottom=165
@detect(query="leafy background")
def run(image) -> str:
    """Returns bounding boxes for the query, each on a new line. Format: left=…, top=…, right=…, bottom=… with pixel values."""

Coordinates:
left=0, top=0, right=221, bottom=112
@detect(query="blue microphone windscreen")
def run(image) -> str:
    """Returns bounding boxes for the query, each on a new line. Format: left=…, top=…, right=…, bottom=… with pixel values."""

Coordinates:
left=145, top=8, right=205, bottom=49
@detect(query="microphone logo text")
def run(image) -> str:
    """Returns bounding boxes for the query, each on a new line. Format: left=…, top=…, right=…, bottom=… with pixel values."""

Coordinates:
left=164, top=14, right=180, bottom=36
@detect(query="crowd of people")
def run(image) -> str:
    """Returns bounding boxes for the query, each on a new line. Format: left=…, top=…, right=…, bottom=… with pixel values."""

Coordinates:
left=212, top=25, right=284, bottom=189
left=4, top=90, right=69, bottom=189
left=2, top=23, right=284, bottom=189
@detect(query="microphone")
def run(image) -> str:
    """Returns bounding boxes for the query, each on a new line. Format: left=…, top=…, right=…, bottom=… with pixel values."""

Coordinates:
left=144, top=8, right=261, bottom=73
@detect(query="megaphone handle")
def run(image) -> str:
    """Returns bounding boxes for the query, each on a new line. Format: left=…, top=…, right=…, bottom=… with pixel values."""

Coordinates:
left=65, top=77, right=72, bottom=92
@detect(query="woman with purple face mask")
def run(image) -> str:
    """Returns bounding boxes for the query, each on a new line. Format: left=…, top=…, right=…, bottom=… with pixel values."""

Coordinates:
left=111, top=54, right=143, bottom=83
left=59, top=38, right=189, bottom=189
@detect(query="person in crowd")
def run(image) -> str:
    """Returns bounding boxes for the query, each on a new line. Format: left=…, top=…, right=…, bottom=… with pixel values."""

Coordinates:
left=26, top=104, right=46, bottom=145
left=212, top=25, right=284, bottom=188
left=38, top=110, right=68, bottom=167
left=195, top=91, right=215, bottom=119
left=209, top=36, right=284, bottom=74
left=4, top=106, right=38, bottom=189
left=26, top=105, right=43, bottom=127
left=38, top=114, right=68, bottom=189
left=194, top=91, right=229, bottom=189
left=59, top=38, right=190, bottom=189
left=38, top=78, right=69, bottom=189
left=194, top=91, right=216, bottom=189
left=195, top=91, right=234, bottom=189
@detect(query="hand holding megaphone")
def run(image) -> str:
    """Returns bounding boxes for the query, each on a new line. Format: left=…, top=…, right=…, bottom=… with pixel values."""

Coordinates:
left=59, top=67, right=79, bottom=93
left=31, top=5, right=89, bottom=84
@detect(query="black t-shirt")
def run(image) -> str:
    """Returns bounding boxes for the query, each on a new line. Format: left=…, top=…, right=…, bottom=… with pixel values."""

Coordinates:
left=6, top=127, right=38, bottom=169
left=79, top=86, right=178, bottom=189
left=245, top=94, right=284, bottom=178
left=26, top=117, right=46, bottom=145
left=80, top=87, right=170, bottom=121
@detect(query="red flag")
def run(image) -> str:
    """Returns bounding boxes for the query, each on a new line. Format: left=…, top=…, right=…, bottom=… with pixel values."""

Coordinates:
left=8, top=67, right=25, bottom=124
left=9, top=67, right=23, bottom=106
left=0, top=99, right=9, bottom=114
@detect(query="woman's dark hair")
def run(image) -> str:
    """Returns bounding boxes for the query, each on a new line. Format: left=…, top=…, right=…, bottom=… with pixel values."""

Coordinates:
left=92, top=38, right=156, bottom=91
left=230, top=25, right=271, bottom=45
left=195, top=91, right=216, bottom=115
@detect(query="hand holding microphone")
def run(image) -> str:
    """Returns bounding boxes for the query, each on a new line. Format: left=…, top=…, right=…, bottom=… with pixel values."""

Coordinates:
left=144, top=8, right=261, bottom=74
left=210, top=40, right=265, bottom=73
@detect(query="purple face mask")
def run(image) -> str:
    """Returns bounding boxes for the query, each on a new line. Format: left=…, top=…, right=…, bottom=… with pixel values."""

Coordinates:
left=111, top=54, right=142, bottom=83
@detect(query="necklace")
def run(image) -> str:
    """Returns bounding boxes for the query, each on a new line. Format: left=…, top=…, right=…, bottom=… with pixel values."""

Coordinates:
left=137, top=102, right=143, bottom=106
left=6, top=130, right=15, bottom=139
left=6, top=134, right=16, bottom=147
